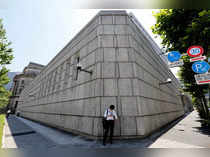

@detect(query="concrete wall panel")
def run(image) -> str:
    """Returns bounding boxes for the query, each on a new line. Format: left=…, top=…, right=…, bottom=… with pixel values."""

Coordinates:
left=104, top=48, right=116, bottom=62
left=121, top=117, right=137, bottom=136
left=121, top=97, right=138, bottom=116
left=101, top=16, right=113, bottom=24
left=119, top=79, right=133, bottom=96
left=104, top=79, right=118, bottom=96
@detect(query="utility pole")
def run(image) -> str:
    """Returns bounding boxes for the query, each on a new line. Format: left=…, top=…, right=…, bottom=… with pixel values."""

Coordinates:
left=209, top=80, right=210, bottom=108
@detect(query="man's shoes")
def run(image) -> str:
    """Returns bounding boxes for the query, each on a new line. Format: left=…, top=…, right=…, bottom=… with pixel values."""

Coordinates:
left=103, top=140, right=106, bottom=146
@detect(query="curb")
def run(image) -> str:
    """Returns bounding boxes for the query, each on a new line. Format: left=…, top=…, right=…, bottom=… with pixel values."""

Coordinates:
left=2, top=117, right=6, bottom=148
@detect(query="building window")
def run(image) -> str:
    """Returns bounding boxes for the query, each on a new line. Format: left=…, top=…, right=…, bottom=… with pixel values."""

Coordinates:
left=73, top=53, right=80, bottom=80
left=19, top=88, right=22, bottom=94
left=64, top=57, right=71, bottom=80
left=15, top=101, right=18, bottom=109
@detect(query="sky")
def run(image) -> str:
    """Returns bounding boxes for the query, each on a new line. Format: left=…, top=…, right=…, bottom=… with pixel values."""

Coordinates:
left=0, top=1, right=179, bottom=76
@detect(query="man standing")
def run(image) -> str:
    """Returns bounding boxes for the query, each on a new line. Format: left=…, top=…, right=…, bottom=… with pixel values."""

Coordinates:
left=103, top=105, right=118, bottom=145
left=6, top=109, right=11, bottom=118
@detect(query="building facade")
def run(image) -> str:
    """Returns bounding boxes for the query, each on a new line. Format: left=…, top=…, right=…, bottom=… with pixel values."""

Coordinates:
left=17, top=11, right=185, bottom=139
left=9, top=62, right=44, bottom=113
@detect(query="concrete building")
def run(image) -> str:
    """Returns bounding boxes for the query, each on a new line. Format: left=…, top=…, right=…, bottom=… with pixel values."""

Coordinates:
left=8, top=62, right=44, bottom=113
left=17, top=11, right=185, bottom=139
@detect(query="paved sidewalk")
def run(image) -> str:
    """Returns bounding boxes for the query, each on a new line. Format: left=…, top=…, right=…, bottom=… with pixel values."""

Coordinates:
left=149, top=111, right=210, bottom=148
left=2, top=111, right=210, bottom=148
left=17, top=116, right=151, bottom=148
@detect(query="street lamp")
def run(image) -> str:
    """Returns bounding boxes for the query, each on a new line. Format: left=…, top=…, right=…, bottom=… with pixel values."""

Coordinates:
left=159, top=78, right=172, bottom=86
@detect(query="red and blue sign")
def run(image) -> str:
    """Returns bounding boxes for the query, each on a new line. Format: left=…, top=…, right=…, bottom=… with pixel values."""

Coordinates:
left=167, top=51, right=181, bottom=62
left=192, top=61, right=210, bottom=74
left=187, top=46, right=204, bottom=57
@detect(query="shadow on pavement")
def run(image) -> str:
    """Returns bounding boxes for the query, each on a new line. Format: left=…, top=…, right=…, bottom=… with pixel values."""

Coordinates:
left=192, top=118, right=210, bottom=137
left=191, top=115, right=210, bottom=137
left=5, top=115, right=56, bottom=149
left=192, top=126, right=210, bottom=137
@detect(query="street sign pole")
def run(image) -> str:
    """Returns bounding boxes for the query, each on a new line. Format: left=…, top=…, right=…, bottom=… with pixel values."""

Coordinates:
left=209, top=83, right=210, bottom=106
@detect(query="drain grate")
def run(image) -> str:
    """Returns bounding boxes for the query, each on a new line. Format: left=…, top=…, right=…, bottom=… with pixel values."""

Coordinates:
left=6, top=131, right=36, bottom=137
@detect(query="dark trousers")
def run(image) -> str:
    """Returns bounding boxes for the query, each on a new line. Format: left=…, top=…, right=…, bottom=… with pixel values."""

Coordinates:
left=6, top=113, right=9, bottom=118
left=103, top=120, right=114, bottom=144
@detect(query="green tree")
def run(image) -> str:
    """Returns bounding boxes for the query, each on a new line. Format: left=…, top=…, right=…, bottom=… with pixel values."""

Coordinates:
left=152, top=9, right=210, bottom=119
left=0, top=19, right=13, bottom=112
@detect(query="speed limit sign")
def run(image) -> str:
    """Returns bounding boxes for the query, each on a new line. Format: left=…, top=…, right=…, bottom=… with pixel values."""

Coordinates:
left=187, top=46, right=204, bottom=57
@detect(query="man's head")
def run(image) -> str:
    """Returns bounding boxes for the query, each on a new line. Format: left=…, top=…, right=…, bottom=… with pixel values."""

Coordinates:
left=109, top=105, right=115, bottom=110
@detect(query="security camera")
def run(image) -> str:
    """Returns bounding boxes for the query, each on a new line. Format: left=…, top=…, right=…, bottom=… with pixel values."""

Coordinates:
left=76, top=63, right=82, bottom=71
left=75, top=62, right=93, bottom=77
left=159, top=78, right=172, bottom=86
left=166, top=78, right=172, bottom=83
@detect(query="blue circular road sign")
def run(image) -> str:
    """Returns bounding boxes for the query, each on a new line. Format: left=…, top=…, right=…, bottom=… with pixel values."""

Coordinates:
left=167, top=51, right=181, bottom=62
left=192, top=61, right=210, bottom=74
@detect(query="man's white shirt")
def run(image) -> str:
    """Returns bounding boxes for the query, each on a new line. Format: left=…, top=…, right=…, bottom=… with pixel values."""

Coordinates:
left=104, top=109, right=118, bottom=120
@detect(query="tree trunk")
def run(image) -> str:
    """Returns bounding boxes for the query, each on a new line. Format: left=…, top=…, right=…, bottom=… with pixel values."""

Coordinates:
left=203, top=40, right=210, bottom=119
left=199, top=98, right=206, bottom=119
left=202, top=96, right=209, bottom=119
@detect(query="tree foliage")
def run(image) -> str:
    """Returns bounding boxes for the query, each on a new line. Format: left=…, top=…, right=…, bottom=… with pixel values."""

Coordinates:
left=152, top=9, right=210, bottom=119
left=0, top=19, right=13, bottom=111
